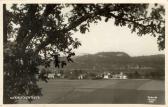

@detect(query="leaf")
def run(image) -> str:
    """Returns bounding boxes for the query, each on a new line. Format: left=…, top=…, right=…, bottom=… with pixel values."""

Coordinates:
left=105, top=17, right=109, bottom=22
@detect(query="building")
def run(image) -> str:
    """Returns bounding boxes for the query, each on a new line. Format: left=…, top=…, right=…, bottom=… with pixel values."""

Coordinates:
left=112, top=72, right=127, bottom=79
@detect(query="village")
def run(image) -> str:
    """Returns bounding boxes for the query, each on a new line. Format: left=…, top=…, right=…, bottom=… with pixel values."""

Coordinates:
left=36, top=68, right=128, bottom=80
left=36, top=58, right=158, bottom=81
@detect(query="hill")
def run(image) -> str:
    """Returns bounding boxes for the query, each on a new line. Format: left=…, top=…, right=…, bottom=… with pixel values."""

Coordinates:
left=63, top=52, right=164, bottom=72
left=38, top=52, right=164, bottom=79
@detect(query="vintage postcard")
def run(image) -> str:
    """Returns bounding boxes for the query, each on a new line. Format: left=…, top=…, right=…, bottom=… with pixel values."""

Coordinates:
left=1, top=0, right=168, bottom=107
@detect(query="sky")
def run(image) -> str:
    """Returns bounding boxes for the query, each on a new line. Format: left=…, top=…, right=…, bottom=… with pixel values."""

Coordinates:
left=72, top=19, right=164, bottom=56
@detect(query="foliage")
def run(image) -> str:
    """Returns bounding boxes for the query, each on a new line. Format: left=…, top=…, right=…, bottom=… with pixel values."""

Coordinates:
left=3, top=4, right=165, bottom=103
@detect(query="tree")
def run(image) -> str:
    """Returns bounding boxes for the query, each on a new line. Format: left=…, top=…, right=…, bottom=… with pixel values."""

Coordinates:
left=3, top=4, right=165, bottom=103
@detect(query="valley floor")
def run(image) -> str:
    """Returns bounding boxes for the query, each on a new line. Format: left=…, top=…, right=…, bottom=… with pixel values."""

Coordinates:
left=20, top=79, right=165, bottom=104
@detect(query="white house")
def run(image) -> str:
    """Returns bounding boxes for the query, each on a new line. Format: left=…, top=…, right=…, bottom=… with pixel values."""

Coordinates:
left=103, top=72, right=111, bottom=79
left=48, top=73, right=55, bottom=79
left=112, top=72, right=127, bottom=79
left=78, top=74, right=84, bottom=79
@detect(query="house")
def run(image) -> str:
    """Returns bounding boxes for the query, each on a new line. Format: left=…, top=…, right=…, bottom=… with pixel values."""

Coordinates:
left=56, top=73, right=61, bottom=77
left=103, top=72, right=111, bottom=79
left=104, top=75, right=109, bottom=79
left=78, top=74, right=84, bottom=79
left=48, top=73, right=55, bottom=79
left=112, top=72, right=127, bottom=79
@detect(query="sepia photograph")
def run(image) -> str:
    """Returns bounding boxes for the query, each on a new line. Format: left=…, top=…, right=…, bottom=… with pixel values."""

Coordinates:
left=3, top=3, right=165, bottom=104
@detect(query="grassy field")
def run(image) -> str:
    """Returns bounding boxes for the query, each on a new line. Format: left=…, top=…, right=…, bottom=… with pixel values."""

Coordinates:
left=23, top=79, right=164, bottom=104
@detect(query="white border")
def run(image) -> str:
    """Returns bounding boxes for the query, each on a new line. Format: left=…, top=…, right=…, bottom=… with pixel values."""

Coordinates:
left=0, top=0, right=168, bottom=4
left=0, top=1, right=3, bottom=106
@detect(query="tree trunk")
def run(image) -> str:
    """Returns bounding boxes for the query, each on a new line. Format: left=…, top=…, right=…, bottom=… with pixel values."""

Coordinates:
left=3, top=4, right=7, bottom=44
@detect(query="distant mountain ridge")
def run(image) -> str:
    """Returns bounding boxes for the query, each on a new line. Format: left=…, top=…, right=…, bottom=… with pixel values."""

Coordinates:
left=63, top=52, right=164, bottom=71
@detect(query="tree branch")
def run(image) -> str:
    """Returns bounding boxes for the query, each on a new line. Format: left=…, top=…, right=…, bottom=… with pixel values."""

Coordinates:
left=104, top=12, right=163, bottom=34
left=21, top=5, right=57, bottom=52
left=34, top=6, right=164, bottom=54
left=16, top=5, right=38, bottom=44
left=34, top=14, right=94, bottom=54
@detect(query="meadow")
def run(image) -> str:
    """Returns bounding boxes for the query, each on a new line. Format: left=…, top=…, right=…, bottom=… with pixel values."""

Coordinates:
left=26, top=79, right=164, bottom=104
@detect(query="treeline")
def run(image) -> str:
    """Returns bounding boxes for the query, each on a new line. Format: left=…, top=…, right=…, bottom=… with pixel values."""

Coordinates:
left=62, top=69, right=165, bottom=80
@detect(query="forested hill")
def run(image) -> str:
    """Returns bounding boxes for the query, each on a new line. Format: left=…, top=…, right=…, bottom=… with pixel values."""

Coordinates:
left=63, top=52, right=164, bottom=71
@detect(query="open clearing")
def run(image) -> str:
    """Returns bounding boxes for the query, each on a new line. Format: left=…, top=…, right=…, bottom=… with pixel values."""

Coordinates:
left=27, top=79, right=164, bottom=104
